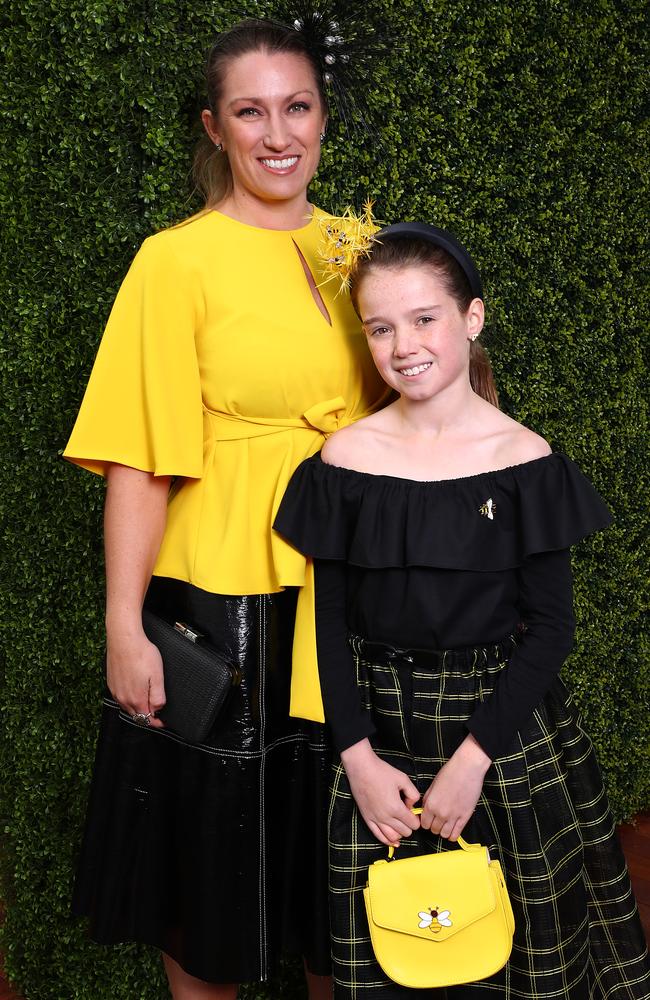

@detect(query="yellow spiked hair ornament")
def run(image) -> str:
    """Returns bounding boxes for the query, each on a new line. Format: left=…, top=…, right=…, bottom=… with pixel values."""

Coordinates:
left=318, top=200, right=381, bottom=293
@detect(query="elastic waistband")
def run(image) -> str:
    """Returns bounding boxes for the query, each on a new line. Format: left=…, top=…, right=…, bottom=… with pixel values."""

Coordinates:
left=350, top=633, right=519, bottom=670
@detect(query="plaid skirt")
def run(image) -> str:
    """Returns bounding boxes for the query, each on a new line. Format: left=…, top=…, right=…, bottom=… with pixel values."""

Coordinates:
left=329, top=636, right=650, bottom=1000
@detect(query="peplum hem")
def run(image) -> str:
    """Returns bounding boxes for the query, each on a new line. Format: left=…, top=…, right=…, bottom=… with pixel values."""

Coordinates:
left=273, top=452, right=613, bottom=571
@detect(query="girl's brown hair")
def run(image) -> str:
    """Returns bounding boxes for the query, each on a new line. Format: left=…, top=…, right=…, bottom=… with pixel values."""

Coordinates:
left=193, top=18, right=327, bottom=207
left=350, top=237, right=499, bottom=407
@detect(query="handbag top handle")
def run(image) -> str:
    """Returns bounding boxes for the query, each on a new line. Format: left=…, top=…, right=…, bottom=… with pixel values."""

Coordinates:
left=387, top=808, right=483, bottom=860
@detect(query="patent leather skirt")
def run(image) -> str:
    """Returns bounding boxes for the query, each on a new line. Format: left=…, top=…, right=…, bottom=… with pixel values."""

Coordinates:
left=72, top=576, right=331, bottom=984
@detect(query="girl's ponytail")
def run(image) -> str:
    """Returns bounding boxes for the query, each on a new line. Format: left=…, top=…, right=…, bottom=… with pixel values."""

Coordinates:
left=469, top=340, right=499, bottom=408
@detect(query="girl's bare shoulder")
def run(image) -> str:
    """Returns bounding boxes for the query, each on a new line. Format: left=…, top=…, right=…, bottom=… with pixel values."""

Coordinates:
left=483, top=405, right=552, bottom=466
left=321, top=408, right=394, bottom=469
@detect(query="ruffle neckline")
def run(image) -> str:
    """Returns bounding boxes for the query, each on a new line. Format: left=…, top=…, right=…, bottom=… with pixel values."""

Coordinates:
left=273, top=452, right=612, bottom=572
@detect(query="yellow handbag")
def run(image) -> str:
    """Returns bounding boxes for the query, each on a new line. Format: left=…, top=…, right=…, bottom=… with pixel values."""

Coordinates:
left=363, top=818, right=515, bottom=989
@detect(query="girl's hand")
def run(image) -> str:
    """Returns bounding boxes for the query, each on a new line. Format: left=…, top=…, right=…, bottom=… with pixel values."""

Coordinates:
left=106, top=624, right=166, bottom=728
left=420, top=734, right=491, bottom=841
left=340, top=738, right=421, bottom=847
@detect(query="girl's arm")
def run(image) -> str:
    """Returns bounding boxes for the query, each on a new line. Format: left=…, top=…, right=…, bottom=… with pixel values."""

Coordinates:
left=104, top=463, right=171, bottom=726
left=466, top=549, right=575, bottom=759
left=421, top=548, right=575, bottom=839
left=314, top=559, right=421, bottom=846
left=340, top=738, right=422, bottom=846
left=314, top=559, right=375, bottom=752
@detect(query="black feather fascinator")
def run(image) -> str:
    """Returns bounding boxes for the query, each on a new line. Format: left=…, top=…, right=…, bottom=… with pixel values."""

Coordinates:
left=271, top=0, right=389, bottom=137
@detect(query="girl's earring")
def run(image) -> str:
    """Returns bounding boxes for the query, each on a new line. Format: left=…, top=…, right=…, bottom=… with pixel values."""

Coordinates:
left=470, top=334, right=478, bottom=341
left=215, top=142, right=223, bottom=152
left=320, top=132, right=326, bottom=144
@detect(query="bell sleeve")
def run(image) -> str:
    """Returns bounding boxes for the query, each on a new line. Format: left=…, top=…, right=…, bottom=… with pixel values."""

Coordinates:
left=63, top=234, right=204, bottom=479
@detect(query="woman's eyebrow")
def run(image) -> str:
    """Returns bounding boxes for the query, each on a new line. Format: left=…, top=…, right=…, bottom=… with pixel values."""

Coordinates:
left=227, top=89, right=315, bottom=108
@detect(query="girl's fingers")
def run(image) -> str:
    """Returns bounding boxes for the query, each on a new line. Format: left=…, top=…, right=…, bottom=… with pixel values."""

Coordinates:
left=394, top=806, right=420, bottom=831
left=378, top=823, right=402, bottom=845
left=420, top=807, right=436, bottom=830
left=448, top=817, right=466, bottom=842
left=439, top=818, right=456, bottom=840
left=367, top=821, right=391, bottom=847
left=399, top=778, right=421, bottom=803
left=388, top=817, right=417, bottom=838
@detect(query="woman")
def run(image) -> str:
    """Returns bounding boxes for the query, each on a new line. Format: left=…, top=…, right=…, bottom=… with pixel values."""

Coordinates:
left=64, top=18, right=389, bottom=1000
left=275, top=223, right=650, bottom=998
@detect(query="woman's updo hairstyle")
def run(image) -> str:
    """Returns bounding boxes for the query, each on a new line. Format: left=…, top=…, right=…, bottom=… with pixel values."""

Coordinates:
left=349, top=231, right=499, bottom=408
left=194, top=18, right=328, bottom=207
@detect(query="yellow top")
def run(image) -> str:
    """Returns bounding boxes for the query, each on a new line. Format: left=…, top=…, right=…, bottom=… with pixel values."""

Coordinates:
left=64, top=207, right=389, bottom=720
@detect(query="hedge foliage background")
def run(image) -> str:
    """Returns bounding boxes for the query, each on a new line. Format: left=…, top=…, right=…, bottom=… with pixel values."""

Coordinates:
left=1, top=0, right=647, bottom=996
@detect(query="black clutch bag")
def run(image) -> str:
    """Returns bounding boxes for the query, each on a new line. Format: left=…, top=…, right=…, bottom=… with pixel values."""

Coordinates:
left=142, top=608, right=241, bottom=744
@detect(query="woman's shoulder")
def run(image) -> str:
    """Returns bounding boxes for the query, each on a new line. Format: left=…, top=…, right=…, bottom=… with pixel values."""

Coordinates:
left=116, top=211, right=220, bottom=293
left=142, top=210, right=217, bottom=259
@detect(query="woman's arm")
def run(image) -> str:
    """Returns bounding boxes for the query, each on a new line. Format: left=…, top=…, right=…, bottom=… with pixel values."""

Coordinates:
left=104, top=463, right=171, bottom=726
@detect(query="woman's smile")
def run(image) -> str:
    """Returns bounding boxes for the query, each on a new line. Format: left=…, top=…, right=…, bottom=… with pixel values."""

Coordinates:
left=258, top=155, right=300, bottom=173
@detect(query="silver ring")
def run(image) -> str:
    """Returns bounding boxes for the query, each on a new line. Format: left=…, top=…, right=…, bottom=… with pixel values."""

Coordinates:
left=131, top=712, right=152, bottom=727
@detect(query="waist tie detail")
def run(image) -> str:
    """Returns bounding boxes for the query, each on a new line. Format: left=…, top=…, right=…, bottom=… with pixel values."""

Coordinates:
left=204, top=396, right=349, bottom=442
left=200, top=401, right=351, bottom=724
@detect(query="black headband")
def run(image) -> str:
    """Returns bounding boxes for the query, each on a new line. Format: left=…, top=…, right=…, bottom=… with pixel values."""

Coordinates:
left=376, top=222, right=483, bottom=300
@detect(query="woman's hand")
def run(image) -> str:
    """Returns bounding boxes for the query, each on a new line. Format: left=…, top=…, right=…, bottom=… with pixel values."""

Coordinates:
left=340, top=738, right=421, bottom=847
left=420, top=734, right=491, bottom=841
left=104, top=464, right=171, bottom=729
left=106, top=625, right=166, bottom=727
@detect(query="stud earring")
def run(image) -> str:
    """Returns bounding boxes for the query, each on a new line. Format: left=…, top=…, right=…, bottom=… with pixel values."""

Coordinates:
left=320, top=132, right=326, bottom=144
left=470, top=334, right=478, bottom=341
left=215, top=142, right=223, bottom=152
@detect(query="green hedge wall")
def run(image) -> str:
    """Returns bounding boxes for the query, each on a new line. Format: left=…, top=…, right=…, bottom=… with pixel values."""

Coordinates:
left=1, top=1, right=647, bottom=997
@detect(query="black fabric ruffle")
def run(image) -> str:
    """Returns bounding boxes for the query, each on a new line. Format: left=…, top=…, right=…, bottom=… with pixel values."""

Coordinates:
left=274, top=453, right=612, bottom=571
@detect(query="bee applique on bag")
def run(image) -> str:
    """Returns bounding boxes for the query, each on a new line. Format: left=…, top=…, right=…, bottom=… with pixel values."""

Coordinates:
left=363, top=828, right=515, bottom=989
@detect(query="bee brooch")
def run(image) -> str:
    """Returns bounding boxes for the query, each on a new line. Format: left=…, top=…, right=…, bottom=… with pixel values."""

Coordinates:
left=418, top=906, right=453, bottom=933
left=479, top=498, right=497, bottom=520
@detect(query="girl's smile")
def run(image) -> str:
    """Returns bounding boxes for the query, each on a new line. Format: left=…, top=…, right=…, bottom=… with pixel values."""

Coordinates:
left=396, top=361, right=434, bottom=377
left=357, top=266, right=483, bottom=402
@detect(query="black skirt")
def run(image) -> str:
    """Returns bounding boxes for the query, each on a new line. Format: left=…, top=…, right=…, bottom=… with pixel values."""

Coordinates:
left=72, top=576, right=331, bottom=984
left=329, top=636, right=650, bottom=999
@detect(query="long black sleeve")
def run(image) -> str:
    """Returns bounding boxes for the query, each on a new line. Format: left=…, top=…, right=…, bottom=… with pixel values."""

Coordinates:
left=313, top=559, right=376, bottom=753
left=466, top=549, right=576, bottom=760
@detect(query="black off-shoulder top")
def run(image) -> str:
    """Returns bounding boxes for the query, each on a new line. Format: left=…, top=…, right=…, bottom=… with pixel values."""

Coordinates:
left=274, top=452, right=612, bottom=759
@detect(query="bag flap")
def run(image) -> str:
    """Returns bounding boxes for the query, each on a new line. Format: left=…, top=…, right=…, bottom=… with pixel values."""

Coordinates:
left=366, top=848, right=496, bottom=941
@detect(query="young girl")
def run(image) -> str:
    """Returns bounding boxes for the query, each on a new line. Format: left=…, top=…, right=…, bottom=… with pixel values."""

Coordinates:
left=274, top=223, right=650, bottom=999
